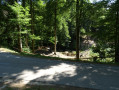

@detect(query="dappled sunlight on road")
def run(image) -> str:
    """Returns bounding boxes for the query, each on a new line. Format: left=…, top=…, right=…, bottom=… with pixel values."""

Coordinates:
left=0, top=51, right=119, bottom=89
left=11, top=63, right=77, bottom=86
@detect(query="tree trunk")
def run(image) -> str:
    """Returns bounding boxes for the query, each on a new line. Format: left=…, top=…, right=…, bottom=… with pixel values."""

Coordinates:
left=18, top=25, right=22, bottom=52
left=30, top=0, right=35, bottom=53
left=22, top=0, right=29, bottom=48
left=115, top=9, right=119, bottom=62
left=76, top=0, right=83, bottom=60
left=76, top=0, right=80, bottom=60
left=54, top=0, right=57, bottom=55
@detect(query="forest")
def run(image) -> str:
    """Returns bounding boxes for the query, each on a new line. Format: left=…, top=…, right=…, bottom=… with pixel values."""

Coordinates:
left=0, top=0, right=119, bottom=63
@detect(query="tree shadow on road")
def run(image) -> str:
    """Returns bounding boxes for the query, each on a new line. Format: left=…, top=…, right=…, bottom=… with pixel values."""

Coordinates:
left=0, top=52, right=119, bottom=90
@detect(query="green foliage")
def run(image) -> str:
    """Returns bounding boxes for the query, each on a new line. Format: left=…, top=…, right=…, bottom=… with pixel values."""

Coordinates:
left=30, top=34, right=41, bottom=40
left=90, top=49, right=99, bottom=57
left=0, top=0, right=118, bottom=63
left=49, top=36, right=58, bottom=44
left=22, top=47, right=31, bottom=53
left=9, top=2, right=31, bottom=27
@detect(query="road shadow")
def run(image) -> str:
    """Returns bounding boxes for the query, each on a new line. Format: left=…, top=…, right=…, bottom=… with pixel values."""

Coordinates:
left=0, top=51, right=119, bottom=90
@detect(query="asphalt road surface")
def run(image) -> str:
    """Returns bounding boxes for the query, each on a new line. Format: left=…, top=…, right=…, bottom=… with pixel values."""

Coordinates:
left=0, top=51, right=119, bottom=90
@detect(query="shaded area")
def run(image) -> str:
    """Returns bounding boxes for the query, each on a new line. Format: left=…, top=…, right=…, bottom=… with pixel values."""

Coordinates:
left=1, top=84, right=97, bottom=90
left=0, top=51, right=119, bottom=90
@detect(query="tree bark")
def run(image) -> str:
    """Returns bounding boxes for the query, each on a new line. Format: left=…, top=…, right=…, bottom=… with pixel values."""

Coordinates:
left=54, top=0, right=57, bottom=55
left=76, top=0, right=80, bottom=60
left=18, top=25, right=22, bottom=52
left=115, top=9, right=119, bottom=62
left=22, top=0, right=29, bottom=48
left=76, top=0, right=83, bottom=60
left=30, top=0, right=35, bottom=53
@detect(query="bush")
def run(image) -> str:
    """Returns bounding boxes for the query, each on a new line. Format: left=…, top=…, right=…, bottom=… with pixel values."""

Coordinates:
left=22, top=47, right=31, bottom=53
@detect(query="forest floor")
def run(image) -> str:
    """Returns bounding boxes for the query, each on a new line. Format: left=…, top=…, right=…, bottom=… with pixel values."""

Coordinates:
left=0, top=48, right=119, bottom=90
left=42, top=52, right=75, bottom=59
left=0, top=48, right=75, bottom=59
left=0, top=47, right=91, bottom=60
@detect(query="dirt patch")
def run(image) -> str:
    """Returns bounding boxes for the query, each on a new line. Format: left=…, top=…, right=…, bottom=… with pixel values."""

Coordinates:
left=0, top=48, right=17, bottom=53
left=42, top=52, right=75, bottom=59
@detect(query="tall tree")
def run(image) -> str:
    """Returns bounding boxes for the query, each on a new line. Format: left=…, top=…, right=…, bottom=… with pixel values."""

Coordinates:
left=30, top=0, right=35, bottom=53
left=17, top=2, right=22, bottom=52
left=9, top=2, right=31, bottom=52
left=76, top=0, right=80, bottom=60
left=54, top=0, right=57, bottom=55
left=76, top=0, right=83, bottom=60
left=115, top=0, right=119, bottom=62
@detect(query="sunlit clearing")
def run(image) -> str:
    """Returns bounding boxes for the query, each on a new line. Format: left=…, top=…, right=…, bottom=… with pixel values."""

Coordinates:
left=12, top=63, right=77, bottom=85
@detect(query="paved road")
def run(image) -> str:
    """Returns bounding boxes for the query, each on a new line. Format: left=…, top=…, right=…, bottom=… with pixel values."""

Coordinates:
left=0, top=51, right=119, bottom=90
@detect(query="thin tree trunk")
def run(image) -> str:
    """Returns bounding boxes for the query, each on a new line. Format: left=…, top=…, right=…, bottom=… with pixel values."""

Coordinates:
left=25, top=31, right=29, bottom=48
left=54, top=0, right=57, bottom=55
left=22, top=0, right=29, bottom=48
left=17, top=1, right=22, bottom=52
left=76, top=0, right=83, bottom=60
left=115, top=10, right=119, bottom=62
left=30, top=0, right=35, bottom=53
left=32, top=1, right=35, bottom=53
left=18, top=25, right=22, bottom=52
left=76, top=0, right=80, bottom=60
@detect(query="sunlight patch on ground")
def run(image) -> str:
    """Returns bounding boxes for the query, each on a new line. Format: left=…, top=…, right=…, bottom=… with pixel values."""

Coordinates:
left=43, top=52, right=75, bottom=59
left=10, top=63, right=77, bottom=87
left=0, top=48, right=17, bottom=53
